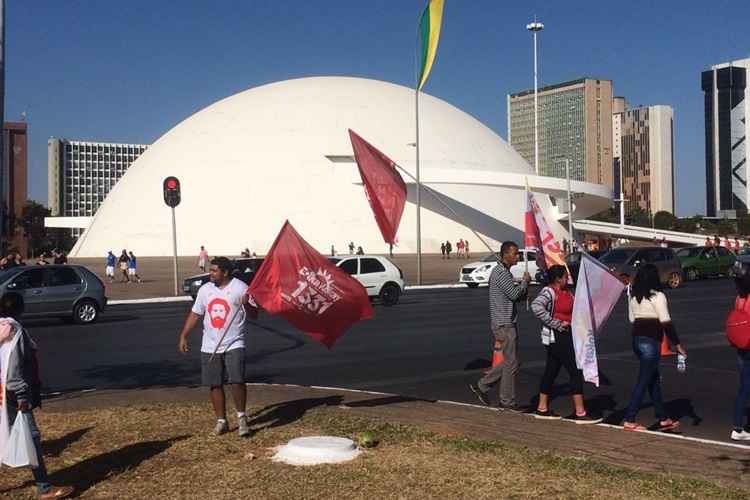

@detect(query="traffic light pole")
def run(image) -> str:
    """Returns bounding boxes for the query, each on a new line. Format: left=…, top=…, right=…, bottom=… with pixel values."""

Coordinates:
left=171, top=206, right=179, bottom=296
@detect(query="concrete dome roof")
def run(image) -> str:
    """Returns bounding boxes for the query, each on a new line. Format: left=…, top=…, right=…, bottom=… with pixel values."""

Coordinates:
left=71, top=76, right=610, bottom=257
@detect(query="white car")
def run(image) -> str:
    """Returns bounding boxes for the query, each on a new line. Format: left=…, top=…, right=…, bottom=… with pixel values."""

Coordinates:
left=328, top=255, right=404, bottom=305
left=459, top=250, right=539, bottom=288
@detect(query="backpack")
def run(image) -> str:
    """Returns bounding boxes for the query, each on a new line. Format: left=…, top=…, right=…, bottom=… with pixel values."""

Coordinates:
left=726, top=298, right=750, bottom=350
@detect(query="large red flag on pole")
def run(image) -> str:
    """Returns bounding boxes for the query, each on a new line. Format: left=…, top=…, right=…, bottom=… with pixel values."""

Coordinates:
left=248, top=221, right=374, bottom=349
left=348, top=129, right=407, bottom=245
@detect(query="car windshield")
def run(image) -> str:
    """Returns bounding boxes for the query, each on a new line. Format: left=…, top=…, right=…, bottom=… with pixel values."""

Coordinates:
left=0, top=268, right=21, bottom=285
left=481, top=254, right=500, bottom=262
left=599, top=249, right=635, bottom=265
left=675, top=247, right=702, bottom=258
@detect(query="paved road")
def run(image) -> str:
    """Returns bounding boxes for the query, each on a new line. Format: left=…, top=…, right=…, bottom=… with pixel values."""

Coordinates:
left=30, top=278, right=743, bottom=443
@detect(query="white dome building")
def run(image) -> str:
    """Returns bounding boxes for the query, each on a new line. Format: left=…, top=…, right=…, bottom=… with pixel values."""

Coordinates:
left=69, top=77, right=611, bottom=257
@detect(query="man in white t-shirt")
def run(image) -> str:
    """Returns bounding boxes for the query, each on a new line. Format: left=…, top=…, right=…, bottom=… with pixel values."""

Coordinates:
left=178, top=257, right=254, bottom=437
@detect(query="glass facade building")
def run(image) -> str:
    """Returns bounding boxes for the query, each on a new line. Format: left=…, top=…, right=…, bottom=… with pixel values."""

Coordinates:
left=701, top=59, right=749, bottom=218
left=508, top=78, right=613, bottom=188
left=48, top=139, right=148, bottom=238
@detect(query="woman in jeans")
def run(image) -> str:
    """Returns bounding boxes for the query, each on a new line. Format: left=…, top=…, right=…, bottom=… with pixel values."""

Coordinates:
left=531, top=265, right=601, bottom=423
left=623, top=264, right=687, bottom=431
left=730, top=262, right=750, bottom=441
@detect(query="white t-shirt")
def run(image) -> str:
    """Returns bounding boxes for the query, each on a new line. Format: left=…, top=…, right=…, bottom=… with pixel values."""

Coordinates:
left=192, top=278, right=248, bottom=354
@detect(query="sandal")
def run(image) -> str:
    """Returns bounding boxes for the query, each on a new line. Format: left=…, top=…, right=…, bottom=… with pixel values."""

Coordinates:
left=658, top=419, right=680, bottom=431
left=623, top=422, right=647, bottom=431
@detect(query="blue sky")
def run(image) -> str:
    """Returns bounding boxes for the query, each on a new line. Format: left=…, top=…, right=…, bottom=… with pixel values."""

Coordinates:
left=7, top=1, right=750, bottom=216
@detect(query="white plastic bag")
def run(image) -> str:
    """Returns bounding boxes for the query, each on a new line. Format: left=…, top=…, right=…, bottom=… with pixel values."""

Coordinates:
left=2, top=412, right=38, bottom=468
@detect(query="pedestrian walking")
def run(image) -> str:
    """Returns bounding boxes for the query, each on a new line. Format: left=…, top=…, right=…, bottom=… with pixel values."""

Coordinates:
left=465, top=239, right=470, bottom=259
left=440, top=242, right=446, bottom=259
left=105, top=251, right=116, bottom=283
left=178, top=257, right=254, bottom=437
left=457, top=239, right=464, bottom=258
left=356, top=246, right=364, bottom=255
left=725, top=237, right=732, bottom=251
left=348, top=242, right=355, bottom=255
left=53, top=251, right=67, bottom=265
left=705, top=237, right=712, bottom=247
left=445, top=241, right=452, bottom=259
left=331, top=245, right=336, bottom=257
left=622, top=264, right=687, bottom=431
left=530, top=265, right=601, bottom=423
left=118, top=250, right=130, bottom=283
left=198, top=246, right=209, bottom=272
left=469, top=241, right=530, bottom=410
left=734, top=238, right=741, bottom=255
left=0, top=293, right=74, bottom=499
left=128, top=251, right=142, bottom=283
left=728, top=262, right=750, bottom=441
left=714, top=235, right=721, bottom=247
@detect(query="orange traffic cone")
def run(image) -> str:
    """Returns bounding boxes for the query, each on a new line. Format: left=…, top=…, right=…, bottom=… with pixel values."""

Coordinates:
left=660, top=335, right=675, bottom=356
left=483, top=340, right=505, bottom=374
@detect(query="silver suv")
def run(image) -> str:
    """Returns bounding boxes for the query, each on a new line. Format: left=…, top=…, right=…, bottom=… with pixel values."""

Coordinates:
left=0, top=265, right=107, bottom=324
left=599, top=247, right=683, bottom=288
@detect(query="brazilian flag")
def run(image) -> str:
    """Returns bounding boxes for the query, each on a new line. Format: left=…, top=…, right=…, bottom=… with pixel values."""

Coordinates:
left=417, top=0, right=445, bottom=91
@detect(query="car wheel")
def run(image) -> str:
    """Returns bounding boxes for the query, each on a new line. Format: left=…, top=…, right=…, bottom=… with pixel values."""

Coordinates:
left=685, top=268, right=698, bottom=281
left=380, top=283, right=401, bottom=306
left=73, top=299, right=99, bottom=324
left=466, top=283, right=479, bottom=289
left=667, top=272, right=682, bottom=289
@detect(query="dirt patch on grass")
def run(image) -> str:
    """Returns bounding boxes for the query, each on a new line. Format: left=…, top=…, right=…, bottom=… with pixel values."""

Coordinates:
left=0, top=402, right=745, bottom=499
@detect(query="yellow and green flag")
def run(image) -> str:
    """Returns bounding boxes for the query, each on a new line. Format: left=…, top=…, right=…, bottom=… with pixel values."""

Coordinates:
left=417, top=0, right=444, bottom=91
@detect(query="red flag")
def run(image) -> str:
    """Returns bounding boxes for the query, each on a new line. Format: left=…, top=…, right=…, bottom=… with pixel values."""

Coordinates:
left=248, top=221, right=374, bottom=348
left=348, top=129, right=407, bottom=245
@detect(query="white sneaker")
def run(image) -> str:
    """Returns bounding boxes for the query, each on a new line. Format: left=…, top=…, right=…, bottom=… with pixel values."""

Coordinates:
left=213, top=419, right=228, bottom=436
left=238, top=416, right=250, bottom=437
left=731, top=429, right=750, bottom=441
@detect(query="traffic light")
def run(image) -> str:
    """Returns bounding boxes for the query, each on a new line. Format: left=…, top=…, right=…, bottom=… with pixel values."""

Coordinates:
left=163, top=176, right=181, bottom=207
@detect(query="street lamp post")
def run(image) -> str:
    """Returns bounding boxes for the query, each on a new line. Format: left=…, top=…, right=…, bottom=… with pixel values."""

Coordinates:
left=527, top=20, right=544, bottom=176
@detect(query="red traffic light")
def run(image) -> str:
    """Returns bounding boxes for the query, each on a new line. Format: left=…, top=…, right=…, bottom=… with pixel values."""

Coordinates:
left=163, top=176, right=181, bottom=207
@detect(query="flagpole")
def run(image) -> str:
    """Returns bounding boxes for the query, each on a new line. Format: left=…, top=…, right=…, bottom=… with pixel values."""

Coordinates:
left=393, top=163, right=498, bottom=261
left=415, top=24, right=423, bottom=286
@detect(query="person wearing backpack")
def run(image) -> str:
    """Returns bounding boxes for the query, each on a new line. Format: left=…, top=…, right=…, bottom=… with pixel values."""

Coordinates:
left=622, top=264, right=687, bottom=432
left=530, top=265, right=601, bottom=423
left=0, top=293, right=74, bottom=498
left=728, top=262, right=750, bottom=440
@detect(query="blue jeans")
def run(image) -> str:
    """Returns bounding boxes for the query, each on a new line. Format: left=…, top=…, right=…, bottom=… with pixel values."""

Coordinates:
left=735, top=349, right=750, bottom=431
left=624, top=336, right=667, bottom=422
left=6, top=404, right=51, bottom=494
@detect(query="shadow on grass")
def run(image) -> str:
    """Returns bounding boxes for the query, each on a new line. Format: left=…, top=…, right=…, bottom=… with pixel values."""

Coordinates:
left=0, top=435, right=190, bottom=496
left=711, top=453, right=750, bottom=474
left=249, top=396, right=343, bottom=431
left=50, top=435, right=190, bottom=495
left=43, top=427, right=94, bottom=458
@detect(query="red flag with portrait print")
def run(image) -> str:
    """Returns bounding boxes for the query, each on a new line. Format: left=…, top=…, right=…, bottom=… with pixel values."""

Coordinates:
left=348, top=129, right=407, bottom=245
left=248, top=221, right=374, bottom=349
left=524, top=189, right=566, bottom=270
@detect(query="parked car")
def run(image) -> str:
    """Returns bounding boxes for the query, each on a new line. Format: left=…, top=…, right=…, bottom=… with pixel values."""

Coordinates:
left=459, top=249, right=539, bottom=288
left=328, top=255, right=404, bottom=306
left=598, top=247, right=683, bottom=288
left=675, top=246, right=735, bottom=281
left=564, top=250, right=607, bottom=283
left=0, top=265, right=106, bottom=324
left=183, top=258, right=264, bottom=299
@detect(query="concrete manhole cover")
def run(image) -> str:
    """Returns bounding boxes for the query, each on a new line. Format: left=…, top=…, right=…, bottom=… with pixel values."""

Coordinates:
left=272, top=436, right=362, bottom=465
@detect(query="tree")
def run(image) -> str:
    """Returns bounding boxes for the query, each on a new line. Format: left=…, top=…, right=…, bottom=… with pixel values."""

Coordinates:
left=16, top=201, right=50, bottom=258
left=626, top=208, right=651, bottom=228
left=653, top=211, right=677, bottom=230
left=716, top=218, right=736, bottom=237
left=590, top=208, right=619, bottom=224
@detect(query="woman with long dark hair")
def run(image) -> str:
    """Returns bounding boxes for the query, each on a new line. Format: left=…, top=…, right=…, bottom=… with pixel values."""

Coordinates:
left=622, top=264, right=687, bottom=431
left=531, top=265, right=601, bottom=423
left=730, top=262, right=750, bottom=441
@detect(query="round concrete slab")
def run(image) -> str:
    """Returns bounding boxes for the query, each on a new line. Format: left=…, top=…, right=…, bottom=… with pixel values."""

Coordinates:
left=273, top=436, right=361, bottom=465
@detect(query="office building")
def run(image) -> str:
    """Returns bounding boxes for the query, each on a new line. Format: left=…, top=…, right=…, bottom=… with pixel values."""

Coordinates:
left=2, top=122, right=28, bottom=255
left=701, top=58, right=750, bottom=218
left=612, top=105, right=675, bottom=215
left=48, top=139, right=148, bottom=237
left=508, top=78, right=613, bottom=188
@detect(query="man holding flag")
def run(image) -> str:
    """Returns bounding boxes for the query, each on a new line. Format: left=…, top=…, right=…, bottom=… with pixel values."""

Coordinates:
left=178, top=257, right=254, bottom=437
left=469, top=241, right=530, bottom=411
